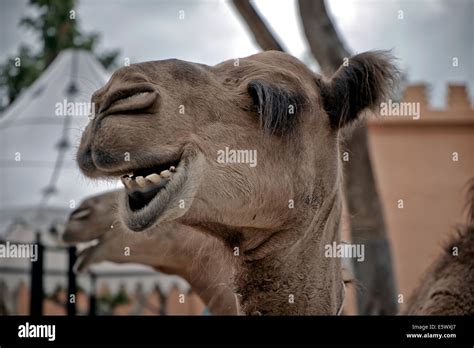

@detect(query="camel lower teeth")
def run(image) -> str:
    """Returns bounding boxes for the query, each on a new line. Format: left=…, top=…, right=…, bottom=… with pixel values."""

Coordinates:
left=136, top=176, right=146, bottom=187
left=146, top=173, right=161, bottom=184
left=160, top=170, right=171, bottom=178
left=121, top=171, right=173, bottom=191
left=121, top=164, right=177, bottom=191
left=121, top=176, right=133, bottom=189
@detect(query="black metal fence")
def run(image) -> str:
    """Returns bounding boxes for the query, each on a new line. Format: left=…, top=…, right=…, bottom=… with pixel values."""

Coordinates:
left=0, top=233, right=163, bottom=316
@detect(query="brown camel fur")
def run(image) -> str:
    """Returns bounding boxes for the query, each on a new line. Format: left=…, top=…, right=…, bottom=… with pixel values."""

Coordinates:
left=76, top=50, right=398, bottom=314
left=63, top=190, right=239, bottom=315
left=404, top=180, right=474, bottom=315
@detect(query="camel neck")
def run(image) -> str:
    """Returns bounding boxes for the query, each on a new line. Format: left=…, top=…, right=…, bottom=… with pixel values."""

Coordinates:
left=185, top=271, right=238, bottom=315
left=236, top=189, right=344, bottom=315
left=176, top=245, right=238, bottom=315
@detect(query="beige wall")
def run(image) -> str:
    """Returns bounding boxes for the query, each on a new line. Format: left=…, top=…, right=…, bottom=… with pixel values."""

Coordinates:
left=367, top=84, right=474, bottom=311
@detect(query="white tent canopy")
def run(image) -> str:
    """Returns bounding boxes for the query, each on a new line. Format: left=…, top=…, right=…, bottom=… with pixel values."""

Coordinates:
left=0, top=50, right=187, bottom=295
left=0, top=49, right=119, bottom=239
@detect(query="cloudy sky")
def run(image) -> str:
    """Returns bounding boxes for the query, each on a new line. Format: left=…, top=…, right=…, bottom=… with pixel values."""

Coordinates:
left=1, top=0, right=473, bottom=106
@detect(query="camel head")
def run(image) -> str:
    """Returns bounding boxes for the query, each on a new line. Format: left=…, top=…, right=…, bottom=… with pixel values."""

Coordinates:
left=77, top=51, right=397, bottom=260
left=63, top=190, right=119, bottom=243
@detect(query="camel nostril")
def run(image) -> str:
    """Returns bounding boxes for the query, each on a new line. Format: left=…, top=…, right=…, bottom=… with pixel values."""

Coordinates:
left=99, top=84, right=157, bottom=115
left=69, top=207, right=92, bottom=220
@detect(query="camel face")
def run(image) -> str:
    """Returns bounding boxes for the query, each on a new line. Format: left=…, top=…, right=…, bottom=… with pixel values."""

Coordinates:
left=63, top=190, right=119, bottom=243
left=77, top=50, right=397, bottom=259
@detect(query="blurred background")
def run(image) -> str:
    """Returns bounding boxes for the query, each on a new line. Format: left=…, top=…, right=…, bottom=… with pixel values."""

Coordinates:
left=0, top=0, right=472, bottom=315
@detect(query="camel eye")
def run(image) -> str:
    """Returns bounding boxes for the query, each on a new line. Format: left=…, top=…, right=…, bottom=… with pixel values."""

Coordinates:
left=247, top=80, right=305, bottom=134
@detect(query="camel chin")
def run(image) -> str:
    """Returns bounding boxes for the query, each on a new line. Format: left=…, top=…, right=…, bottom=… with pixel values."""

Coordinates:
left=117, top=147, right=205, bottom=232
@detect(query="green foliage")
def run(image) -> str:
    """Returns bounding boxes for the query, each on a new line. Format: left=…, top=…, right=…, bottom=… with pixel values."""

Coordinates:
left=0, top=46, right=43, bottom=106
left=0, top=0, right=119, bottom=111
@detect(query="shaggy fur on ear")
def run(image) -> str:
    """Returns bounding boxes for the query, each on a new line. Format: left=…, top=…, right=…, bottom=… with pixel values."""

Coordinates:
left=320, top=51, right=399, bottom=128
left=248, top=80, right=307, bottom=134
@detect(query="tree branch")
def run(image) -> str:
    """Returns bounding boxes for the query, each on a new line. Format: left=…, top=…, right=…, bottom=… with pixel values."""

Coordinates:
left=231, top=0, right=285, bottom=51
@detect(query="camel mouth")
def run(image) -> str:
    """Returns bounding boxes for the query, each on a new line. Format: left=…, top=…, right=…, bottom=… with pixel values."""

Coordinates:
left=120, top=158, right=180, bottom=212
left=117, top=147, right=202, bottom=232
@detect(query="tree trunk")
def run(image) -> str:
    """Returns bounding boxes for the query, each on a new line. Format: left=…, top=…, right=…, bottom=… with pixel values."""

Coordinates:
left=298, top=0, right=348, bottom=75
left=339, top=124, right=398, bottom=314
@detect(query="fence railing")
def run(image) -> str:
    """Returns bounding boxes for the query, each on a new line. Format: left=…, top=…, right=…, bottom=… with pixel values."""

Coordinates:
left=0, top=233, right=190, bottom=316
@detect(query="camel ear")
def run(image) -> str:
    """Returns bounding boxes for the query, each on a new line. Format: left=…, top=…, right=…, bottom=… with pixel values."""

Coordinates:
left=248, top=80, right=306, bottom=134
left=319, top=51, right=399, bottom=128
